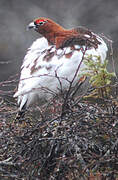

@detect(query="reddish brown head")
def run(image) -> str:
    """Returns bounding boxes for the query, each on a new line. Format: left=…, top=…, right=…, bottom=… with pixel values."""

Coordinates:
left=28, top=18, right=64, bottom=44
left=28, top=17, right=78, bottom=48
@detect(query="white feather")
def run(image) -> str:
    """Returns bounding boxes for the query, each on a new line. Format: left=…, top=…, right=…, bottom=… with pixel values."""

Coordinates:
left=14, top=36, right=108, bottom=110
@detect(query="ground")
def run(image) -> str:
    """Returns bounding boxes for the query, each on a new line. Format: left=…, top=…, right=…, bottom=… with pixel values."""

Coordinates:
left=0, top=76, right=118, bottom=180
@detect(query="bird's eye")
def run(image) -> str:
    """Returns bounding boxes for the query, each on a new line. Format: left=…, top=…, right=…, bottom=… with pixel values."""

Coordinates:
left=39, top=21, right=44, bottom=25
left=38, top=21, right=47, bottom=26
left=34, top=20, right=47, bottom=27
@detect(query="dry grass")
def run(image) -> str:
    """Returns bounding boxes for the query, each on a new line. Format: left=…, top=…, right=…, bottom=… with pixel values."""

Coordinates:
left=0, top=78, right=118, bottom=179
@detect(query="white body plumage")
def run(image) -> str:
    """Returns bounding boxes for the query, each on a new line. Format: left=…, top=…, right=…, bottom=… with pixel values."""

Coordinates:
left=14, top=35, right=107, bottom=111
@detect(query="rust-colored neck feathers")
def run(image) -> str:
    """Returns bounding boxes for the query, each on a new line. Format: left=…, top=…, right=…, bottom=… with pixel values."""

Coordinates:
left=35, top=18, right=78, bottom=49
left=34, top=18, right=100, bottom=49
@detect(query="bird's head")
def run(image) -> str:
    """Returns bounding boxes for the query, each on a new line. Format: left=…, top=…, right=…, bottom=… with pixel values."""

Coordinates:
left=28, top=17, right=67, bottom=46
left=28, top=17, right=65, bottom=35
left=28, top=18, right=48, bottom=32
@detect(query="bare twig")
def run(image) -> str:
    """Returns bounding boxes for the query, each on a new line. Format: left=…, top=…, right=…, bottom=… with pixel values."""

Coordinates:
left=61, top=47, right=87, bottom=116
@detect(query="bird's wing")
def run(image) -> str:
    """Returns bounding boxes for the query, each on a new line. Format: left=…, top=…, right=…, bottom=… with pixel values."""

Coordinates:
left=14, top=34, right=107, bottom=110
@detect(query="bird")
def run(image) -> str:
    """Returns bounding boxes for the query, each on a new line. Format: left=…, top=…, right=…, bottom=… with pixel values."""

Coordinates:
left=14, top=17, right=108, bottom=118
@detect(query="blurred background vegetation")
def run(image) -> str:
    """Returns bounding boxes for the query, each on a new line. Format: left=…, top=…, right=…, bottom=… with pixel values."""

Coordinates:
left=0, top=0, right=118, bottom=83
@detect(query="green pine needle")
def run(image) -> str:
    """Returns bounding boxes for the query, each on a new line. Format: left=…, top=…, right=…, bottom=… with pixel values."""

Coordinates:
left=82, top=55, right=115, bottom=98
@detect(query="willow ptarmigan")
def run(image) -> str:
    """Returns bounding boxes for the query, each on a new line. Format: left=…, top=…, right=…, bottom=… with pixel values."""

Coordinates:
left=14, top=17, right=108, bottom=115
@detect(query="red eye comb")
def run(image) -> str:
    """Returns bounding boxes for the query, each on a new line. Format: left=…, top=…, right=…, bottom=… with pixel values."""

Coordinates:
left=35, top=19, right=46, bottom=24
